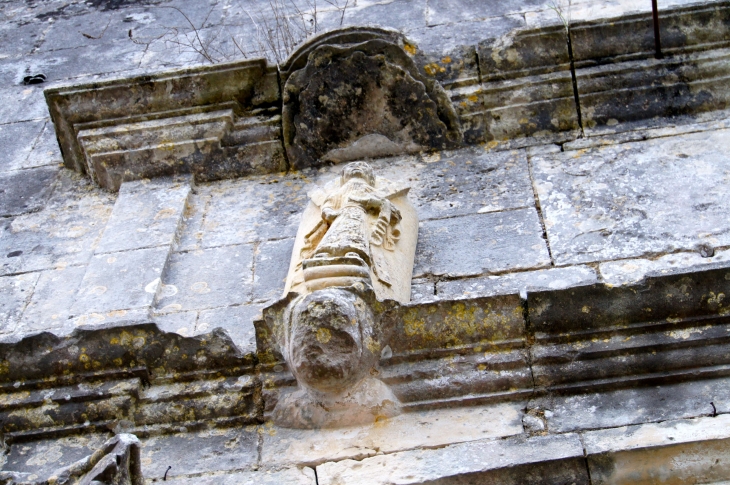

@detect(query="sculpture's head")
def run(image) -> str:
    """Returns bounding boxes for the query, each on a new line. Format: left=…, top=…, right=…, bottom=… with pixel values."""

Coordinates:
left=287, top=288, right=379, bottom=394
left=341, top=161, right=376, bottom=186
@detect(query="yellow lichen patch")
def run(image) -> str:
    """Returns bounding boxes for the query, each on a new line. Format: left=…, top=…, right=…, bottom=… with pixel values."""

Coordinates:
left=484, top=140, right=500, bottom=151
left=467, top=94, right=479, bottom=103
left=365, top=335, right=380, bottom=354
left=582, top=306, right=591, bottom=314
left=316, top=327, right=332, bottom=344
left=424, top=63, right=446, bottom=76
left=403, top=43, right=417, bottom=55
left=441, top=56, right=452, bottom=64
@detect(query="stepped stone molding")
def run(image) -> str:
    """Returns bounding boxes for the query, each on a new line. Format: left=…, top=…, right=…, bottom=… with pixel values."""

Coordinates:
left=45, top=59, right=284, bottom=192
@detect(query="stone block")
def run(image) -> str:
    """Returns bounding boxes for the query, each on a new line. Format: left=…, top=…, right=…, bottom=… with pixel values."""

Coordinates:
left=175, top=192, right=210, bottom=251
left=583, top=414, right=730, bottom=485
left=200, top=175, right=307, bottom=247
left=414, top=208, right=550, bottom=277
left=0, top=272, right=39, bottom=335
left=317, top=433, right=589, bottom=485
left=316, top=0, right=427, bottom=33
left=155, top=245, right=254, bottom=313
left=373, top=147, right=535, bottom=221
left=0, top=166, right=57, bottom=217
left=163, top=467, right=316, bottom=485
left=2, top=433, right=112, bottom=479
left=70, top=247, right=170, bottom=321
left=537, top=376, right=730, bottom=434
left=0, top=120, right=45, bottom=173
left=152, top=310, right=198, bottom=338
left=139, top=428, right=258, bottom=480
left=0, top=185, right=114, bottom=276
left=437, top=265, right=597, bottom=300
left=95, top=176, right=192, bottom=254
left=426, top=0, right=550, bottom=27
left=262, top=401, right=524, bottom=468
left=531, top=128, right=730, bottom=265
left=410, top=279, right=435, bottom=302
left=600, top=249, right=730, bottom=286
left=197, top=303, right=264, bottom=355
left=18, top=264, right=86, bottom=333
left=253, top=238, right=295, bottom=302
left=0, top=85, right=49, bottom=124
left=24, top=120, right=63, bottom=169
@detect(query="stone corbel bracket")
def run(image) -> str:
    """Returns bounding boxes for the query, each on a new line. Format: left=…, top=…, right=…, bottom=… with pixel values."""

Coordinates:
left=280, top=27, right=463, bottom=170
left=45, top=59, right=284, bottom=191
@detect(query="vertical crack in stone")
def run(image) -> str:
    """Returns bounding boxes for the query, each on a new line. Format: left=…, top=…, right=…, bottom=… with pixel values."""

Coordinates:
left=566, top=26, right=585, bottom=137
left=527, top=151, right=555, bottom=266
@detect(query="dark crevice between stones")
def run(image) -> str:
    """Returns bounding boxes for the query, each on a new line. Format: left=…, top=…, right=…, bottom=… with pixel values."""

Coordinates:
left=313, top=467, right=320, bottom=485
left=578, top=434, right=595, bottom=485
left=566, top=27, right=585, bottom=137
left=521, top=290, right=537, bottom=395
left=526, top=154, right=555, bottom=266
left=274, top=67, right=292, bottom=173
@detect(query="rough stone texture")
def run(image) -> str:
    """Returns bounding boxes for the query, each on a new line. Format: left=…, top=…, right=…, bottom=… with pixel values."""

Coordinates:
left=583, top=414, right=730, bottom=485
left=140, top=428, right=258, bottom=480
left=437, top=265, right=597, bottom=300
left=197, top=303, right=264, bottom=354
left=414, top=208, right=551, bottom=277
left=253, top=238, right=295, bottom=302
left=197, top=175, right=307, bottom=247
left=17, top=264, right=87, bottom=334
left=0, top=120, right=46, bottom=173
left=536, top=376, right=730, bottom=434
left=164, top=467, right=316, bottom=485
left=95, top=176, right=192, bottom=254
left=262, top=402, right=524, bottom=468
left=155, top=244, right=254, bottom=313
left=531, top=128, right=730, bottom=265
left=0, top=174, right=114, bottom=276
left=70, top=247, right=169, bottom=324
left=600, top=249, right=730, bottom=286
left=0, top=166, right=57, bottom=217
left=0, top=272, right=40, bottom=335
left=317, top=433, right=589, bottom=485
left=2, top=433, right=112, bottom=479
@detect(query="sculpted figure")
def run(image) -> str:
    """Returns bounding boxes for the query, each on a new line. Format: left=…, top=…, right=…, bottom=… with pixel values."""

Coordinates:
left=260, top=161, right=418, bottom=428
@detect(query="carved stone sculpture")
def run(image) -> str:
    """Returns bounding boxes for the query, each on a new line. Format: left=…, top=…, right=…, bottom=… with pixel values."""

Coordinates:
left=260, top=162, right=417, bottom=428
left=0, top=434, right=143, bottom=485
left=281, top=28, right=462, bottom=170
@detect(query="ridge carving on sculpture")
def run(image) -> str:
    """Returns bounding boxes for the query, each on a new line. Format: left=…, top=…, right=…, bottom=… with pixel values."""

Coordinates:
left=259, top=161, right=417, bottom=429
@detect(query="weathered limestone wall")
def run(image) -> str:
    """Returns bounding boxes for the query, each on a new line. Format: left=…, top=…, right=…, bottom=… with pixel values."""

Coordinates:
left=2, top=0, right=730, bottom=484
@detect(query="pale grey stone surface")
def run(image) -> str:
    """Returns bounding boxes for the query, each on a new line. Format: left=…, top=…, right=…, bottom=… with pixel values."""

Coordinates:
left=600, top=249, right=730, bottom=286
left=139, top=428, right=258, bottom=480
left=263, top=402, right=525, bottom=468
left=531, top=128, right=730, bottom=265
left=0, top=86, right=49, bottom=124
left=539, top=377, right=730, bottom=433
left=426, top=0, right=549, bottom=26
left=197, top=303, right=264, bottom=354
left=583, top=414, right=730, bottom=485
left=152, top=310, right=198, bottom=338
left=0, top=166, right=57, bottom=217
left=163, top=467, right=316, bottom=485
left=414, top=208, right=551, bottom=277
left=0, top=120, right=46, bottom=173
left=70, top=246, right=169, bottom=320
left=317, top=432, right=588, bottom=485
left=24, top=120, right=63, bottom=169
left=0, top=175, right=114, bottom=276
left=253, top=238, right=295, bottom=302
left=198, top=176, right=307, bottom=247
left=95, top=177, right=192, bottom=254
left=0, top=272, right=39, bottom=335
left=155, top=244, right=254, bottom=313
left=437, top=265, right=597, bottom=299
left=18, top=264, right=86, bottom=333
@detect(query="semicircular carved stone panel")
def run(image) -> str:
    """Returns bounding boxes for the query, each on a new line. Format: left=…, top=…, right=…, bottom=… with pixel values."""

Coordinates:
left=282, top=34, right=463, bottom=170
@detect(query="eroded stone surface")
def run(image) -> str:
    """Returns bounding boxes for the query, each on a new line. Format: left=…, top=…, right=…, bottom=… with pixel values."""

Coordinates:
left=537, top=377, right=730, bottom=434
left=317, top=432, right=588, bottom=485
left=262, top=401, right=524, bottom=468
left=0, top=272, right=39, bottom=335
left=155, top=244, right=254, bottom=313
left=253, top=238, right=295, bottom=302
left=163, top=467, right=316, bottom=485
left=0, top=120, right=45, bottom=173
left=95, top=176, right=192, bottom=254
left=600, top=249, right=730, bottom=286
left=18, top=264, right=86, bottom=334
left=197, top=303, right=264, bottom=355
left=0, top=166, right=57, bottom=218
left=532, top=128, right=730, bottom=265
left=437, top=265, right=597, bottom=300
left=414, top=208, right=550, bottom=277
left=140, top=428, right=258, bottom=480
